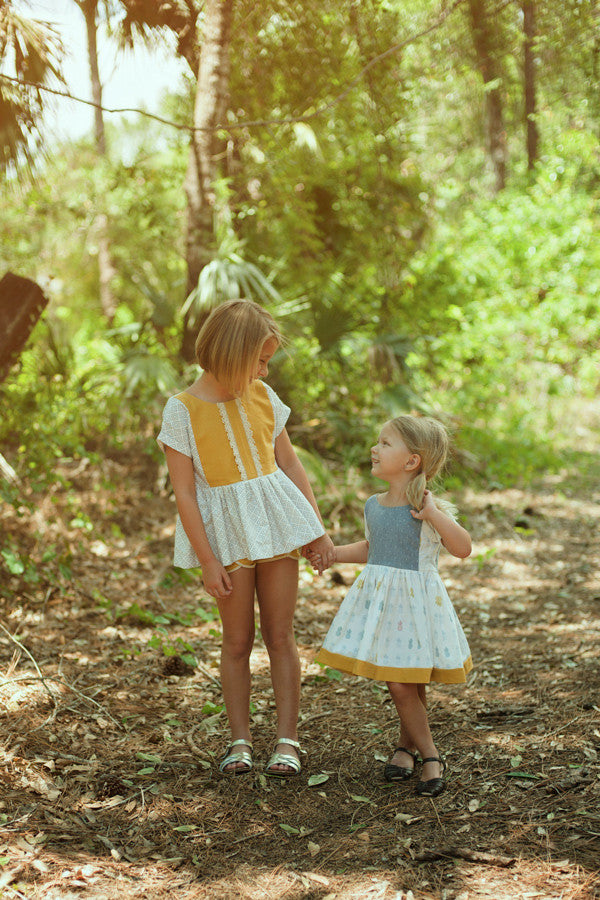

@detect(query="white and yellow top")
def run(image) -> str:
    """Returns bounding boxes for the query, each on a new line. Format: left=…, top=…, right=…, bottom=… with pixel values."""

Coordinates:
left=157, top=380, right=324, bottom=568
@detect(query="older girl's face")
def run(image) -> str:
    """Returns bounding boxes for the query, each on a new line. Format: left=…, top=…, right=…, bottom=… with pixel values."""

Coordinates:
left=251, top=335, right=278, bottom=382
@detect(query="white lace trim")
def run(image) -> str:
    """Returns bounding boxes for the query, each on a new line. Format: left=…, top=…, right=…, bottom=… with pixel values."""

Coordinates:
left=218, top=403, right=247, bottom=481
left=236, top=399, right=263, bottom=476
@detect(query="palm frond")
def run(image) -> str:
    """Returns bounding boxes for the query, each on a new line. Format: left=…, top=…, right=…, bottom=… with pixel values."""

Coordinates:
left=0, top=4, right=63, bottom=169
left=182, top=247, right=282, bottom=323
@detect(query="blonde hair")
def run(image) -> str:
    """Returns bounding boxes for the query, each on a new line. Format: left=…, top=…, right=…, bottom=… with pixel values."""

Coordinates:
left=387, top=415, right=453, bottom=512
left=195, top=299, right=283, bottom=395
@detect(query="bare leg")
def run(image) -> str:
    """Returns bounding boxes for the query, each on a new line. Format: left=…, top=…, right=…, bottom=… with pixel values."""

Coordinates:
left=256, top=556, right=300, bottom=773
left=393, top=683, right=427, bottom=769
left=216, top=566, right=256, bottom=770
left=387, top=681, right=443, bottom=781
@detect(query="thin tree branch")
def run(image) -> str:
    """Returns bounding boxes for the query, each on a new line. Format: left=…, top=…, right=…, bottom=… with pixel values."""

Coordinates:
left=0, top=0, right=470, bottom=137
left=0, top=621, right=58, bottom=707
left=0, top=622, right=123, bottom=729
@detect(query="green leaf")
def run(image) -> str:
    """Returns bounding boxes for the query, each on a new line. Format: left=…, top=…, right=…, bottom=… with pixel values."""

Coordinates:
left=506, top=771, right=539, bottom=779
left=136, top=752, right=162, bottom=764
left=483, top=77, right=502, bottom=93
left=201, top=701, right=224, bottom=716
left=308, top=774, right=329, bottom=786
left=279, top=823, right=300, bottom=835
left=2, top=549, right=25, bottom=574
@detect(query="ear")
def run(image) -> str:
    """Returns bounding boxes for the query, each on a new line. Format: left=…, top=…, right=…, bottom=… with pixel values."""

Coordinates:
left=405, top=453, right=421, bottom=471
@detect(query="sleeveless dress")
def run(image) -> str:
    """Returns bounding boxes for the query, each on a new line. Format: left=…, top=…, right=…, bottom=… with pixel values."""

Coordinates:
left=157, top=380, right=324, bottom=568
left=315, top=495, right=472, bottom=684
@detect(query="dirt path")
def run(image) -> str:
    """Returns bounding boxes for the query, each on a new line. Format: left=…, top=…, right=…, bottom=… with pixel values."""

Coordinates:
left=1, top=451, right=599, bottom=899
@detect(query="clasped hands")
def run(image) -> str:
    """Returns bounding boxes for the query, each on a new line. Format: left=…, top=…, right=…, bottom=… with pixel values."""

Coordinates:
left=303, top=533, right=335, bottom=576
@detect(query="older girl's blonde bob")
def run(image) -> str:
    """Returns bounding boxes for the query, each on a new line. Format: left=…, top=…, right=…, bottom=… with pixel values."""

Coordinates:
left=195, top=299, right=283, bottom=395
left=387, top=415, right=451, bottom=512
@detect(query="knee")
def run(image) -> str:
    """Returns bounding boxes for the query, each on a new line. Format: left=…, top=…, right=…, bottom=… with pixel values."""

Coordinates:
left=262, top=626, right=295, bottom=655
left=222, top=630, right=254, bottom=662
left=387, top=681, right=416, bottom=706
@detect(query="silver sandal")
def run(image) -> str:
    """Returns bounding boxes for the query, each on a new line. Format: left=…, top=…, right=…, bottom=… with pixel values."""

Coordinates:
left=219, top=739, right=253, bottom=775
left=265, top=738, right=303, bottom=777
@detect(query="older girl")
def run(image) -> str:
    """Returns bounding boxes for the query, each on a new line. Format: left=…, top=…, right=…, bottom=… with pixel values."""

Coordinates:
left=158, top=300, right=334, bottom=777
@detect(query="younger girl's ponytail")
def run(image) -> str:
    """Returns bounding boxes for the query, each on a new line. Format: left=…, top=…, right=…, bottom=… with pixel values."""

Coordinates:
left=406, top=472, right=427, bottom=511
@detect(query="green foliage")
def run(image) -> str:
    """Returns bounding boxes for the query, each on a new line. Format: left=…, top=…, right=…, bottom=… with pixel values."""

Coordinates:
left=313, top=665, right=343, bottom=683
left=399, top=130, right=600, bottom=483
left=1, top=2, right=599, bottom=501
left=0, top=4, right=63, bottom=169
left=182, top=214, right=283, bottom=328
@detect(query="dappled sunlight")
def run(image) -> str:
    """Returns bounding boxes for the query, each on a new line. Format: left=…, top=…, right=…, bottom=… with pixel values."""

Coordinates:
left=1, top=446, right=600, bottom=899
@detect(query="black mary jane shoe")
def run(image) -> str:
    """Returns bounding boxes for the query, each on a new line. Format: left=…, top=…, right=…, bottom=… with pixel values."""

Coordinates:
left=384, top=746, right=418, bottom=782
left=415, top=756, right=446, bottom=797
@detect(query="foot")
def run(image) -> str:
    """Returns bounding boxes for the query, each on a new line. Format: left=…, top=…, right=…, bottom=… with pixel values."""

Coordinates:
left=265, top=739, right=302, bottom=777
left=384, top=746, right=418, bottom=782
left=219, top=739, right=253, bottom=775
left=416, top=756, right=446, bottom=797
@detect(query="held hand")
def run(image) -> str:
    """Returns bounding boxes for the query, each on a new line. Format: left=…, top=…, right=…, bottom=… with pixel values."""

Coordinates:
left=410, top=489, right=436, bottom=521
left=201, top=558, right=233, bottom=600
left=304, top=547, right=324, bottom=574
left=304, top=534, right=336, bottom=574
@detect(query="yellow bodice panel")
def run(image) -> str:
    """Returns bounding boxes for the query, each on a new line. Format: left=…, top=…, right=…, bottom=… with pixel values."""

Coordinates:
left=176, top=382, right=278, bottom=487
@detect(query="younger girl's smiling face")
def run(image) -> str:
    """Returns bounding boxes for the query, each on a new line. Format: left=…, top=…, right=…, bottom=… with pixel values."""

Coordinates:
left=371, top=423, right=419, bottom=480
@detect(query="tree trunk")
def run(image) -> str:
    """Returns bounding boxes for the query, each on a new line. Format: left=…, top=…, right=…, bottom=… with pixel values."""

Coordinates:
left=467, top=0, right=507, bottom=191
left=522, top=1, right=539, bottom=170
left=181, top=0, right=233, bottom=361
left=0, top=272, right=48, bottom=384
left=79, top=0, right=117, bottom=324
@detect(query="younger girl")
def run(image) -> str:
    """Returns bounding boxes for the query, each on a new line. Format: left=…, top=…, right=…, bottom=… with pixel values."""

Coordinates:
left=158, top=299, right=334, bottom=777
left=312, top=415, right=472, bottom=797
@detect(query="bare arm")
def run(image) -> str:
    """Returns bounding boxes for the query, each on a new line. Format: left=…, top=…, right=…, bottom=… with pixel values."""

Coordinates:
left=412, top=490, right=472, bottom=559
left=305, top=539, right=369, bottom=572
left=164, top=446, right=232, bottom=599
left=333, top=540, right=369, bottom=564
left=274, top=428, right=335, bottom=567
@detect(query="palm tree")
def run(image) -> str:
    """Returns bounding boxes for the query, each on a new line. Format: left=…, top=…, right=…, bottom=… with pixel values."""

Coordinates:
left=72, top=0, right=119, bottom=322
left=116, top=0, right=235, bottom=360
left=0, top=0, right=63, bottom=169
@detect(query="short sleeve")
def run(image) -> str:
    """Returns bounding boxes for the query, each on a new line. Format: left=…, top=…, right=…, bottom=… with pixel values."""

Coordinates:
left=364, top=495, right=375, bottom=541
left=263, top=382, right=291, bottom=437
left=157, top=396, right=192, bottom=457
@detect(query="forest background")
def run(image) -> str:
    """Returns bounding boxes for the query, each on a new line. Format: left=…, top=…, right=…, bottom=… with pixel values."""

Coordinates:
left=2, top=0, right=599, bottom=496
left=1, top=1, right=600, bottom=899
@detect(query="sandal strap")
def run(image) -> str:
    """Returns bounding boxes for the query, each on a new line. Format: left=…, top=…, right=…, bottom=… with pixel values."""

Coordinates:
left=229, top=739, right=253, bottom=750
left=276, top=738, right=302, bottom=751
left=421, top=756, right=446, bottom=775
left=266, top=752, right=301, bottom=774
left=394, top=746, right=418, bottom=760
left=219, top=740, right=253, bottom=773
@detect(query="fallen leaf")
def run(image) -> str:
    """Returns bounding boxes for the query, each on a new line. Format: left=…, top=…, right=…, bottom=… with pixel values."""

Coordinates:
left=302, top=872, right=330, bottom=886
left=308, top=773, right=329, bottom=786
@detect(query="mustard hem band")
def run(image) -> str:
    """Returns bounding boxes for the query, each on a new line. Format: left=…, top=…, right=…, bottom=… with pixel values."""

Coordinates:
left=314, top=649, right=473, bottom=684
